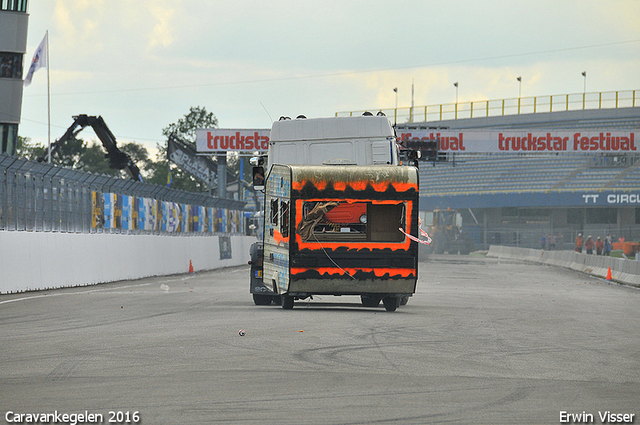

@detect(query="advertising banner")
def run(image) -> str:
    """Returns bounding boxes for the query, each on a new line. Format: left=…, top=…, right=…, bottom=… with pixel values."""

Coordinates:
left=103, top=193, right=116, bottom=229
left=167, top=138, right=216, bottom=184
left=121, top=195, right=133, bottom=230
left=90, top=191, right=243, bottom=234
left=196, top=128, right=270, bottom=153
left=396, top=129, right=639, bottom=154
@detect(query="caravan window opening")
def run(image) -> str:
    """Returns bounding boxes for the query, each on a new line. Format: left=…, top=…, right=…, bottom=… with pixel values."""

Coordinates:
left=280, top=200, right=290, bottom=238
left=270, top=198, right=279, bottom=225
left=300, top=200, right=406, bottom=243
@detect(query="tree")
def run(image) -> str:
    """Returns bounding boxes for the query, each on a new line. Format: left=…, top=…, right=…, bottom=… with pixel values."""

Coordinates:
left=15, top=136, right=45, bottom=160
left=16, top=133, right=156, bottom=181
left=162, top=106, right=218, bottom=145
left=76, top=141, right=120, bottom=177
left=16, top=134, right=85, bottom=167
left=50, top=136, right=86, bottom=168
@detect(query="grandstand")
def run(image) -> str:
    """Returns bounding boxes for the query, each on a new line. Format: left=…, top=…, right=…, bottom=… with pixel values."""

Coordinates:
left=396, top=105, right=640, bottom=250
left=420, top=153, right=639, bottom=195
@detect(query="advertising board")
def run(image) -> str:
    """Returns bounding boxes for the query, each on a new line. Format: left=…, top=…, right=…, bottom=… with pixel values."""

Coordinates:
left=196, top=128, right=270, bottom=153
left=396, top=129, right=638, bottom=154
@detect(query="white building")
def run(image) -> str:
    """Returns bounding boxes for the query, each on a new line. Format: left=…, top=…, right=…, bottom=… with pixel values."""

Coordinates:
left=0, top=0, right=28, bottom=155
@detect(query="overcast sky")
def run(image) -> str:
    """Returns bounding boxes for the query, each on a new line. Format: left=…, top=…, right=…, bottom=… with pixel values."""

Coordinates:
left=20, top=0, right=640, bottom=157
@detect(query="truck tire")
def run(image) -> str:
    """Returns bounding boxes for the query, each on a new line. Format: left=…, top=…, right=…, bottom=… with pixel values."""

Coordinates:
left=253, top=294, right=272, bottom=305
left=282, top=295, right=294, bottom=310
left=382, top=296, right=399, bottom=312
left=361, top=295, right=380, bottom=307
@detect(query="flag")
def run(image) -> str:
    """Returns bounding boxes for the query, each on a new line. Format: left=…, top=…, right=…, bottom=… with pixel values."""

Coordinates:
left=24, top=33, right=48, bottom=87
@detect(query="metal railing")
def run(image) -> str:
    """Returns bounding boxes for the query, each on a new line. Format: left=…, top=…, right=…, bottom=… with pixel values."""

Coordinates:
left=337, top=89, right=639, bottom=124
left=466, top=225, right=640, bottom=252
left=0, top=154, right=247, bottom=234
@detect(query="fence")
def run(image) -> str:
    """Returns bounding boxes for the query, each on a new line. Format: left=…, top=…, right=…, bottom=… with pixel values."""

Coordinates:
left=0, top=154, right=248, bottom=235
left=466, top=225, right=640, bottom=252
left=336, top=89, right=639, bottom=124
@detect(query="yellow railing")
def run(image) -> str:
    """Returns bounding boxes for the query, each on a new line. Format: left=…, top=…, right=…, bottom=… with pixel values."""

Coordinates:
left=336, top=89, right=638, bottom=124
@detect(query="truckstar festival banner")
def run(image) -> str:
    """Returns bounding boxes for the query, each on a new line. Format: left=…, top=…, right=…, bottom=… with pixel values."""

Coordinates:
left=396, top=129, right=638, bottom=154
left=196, top=128, right=270, bottom=153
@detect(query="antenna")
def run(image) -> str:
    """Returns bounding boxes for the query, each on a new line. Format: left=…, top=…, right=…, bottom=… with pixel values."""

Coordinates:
left=260, top=101, right=273, bottom=124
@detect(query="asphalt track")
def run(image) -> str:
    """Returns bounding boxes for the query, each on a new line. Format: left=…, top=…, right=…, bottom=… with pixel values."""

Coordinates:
left=1, top=255, right=638, bottom=425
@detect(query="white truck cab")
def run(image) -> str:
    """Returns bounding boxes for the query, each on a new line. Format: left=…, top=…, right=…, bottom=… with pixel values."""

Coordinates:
left=267, top=115, right=399, bottom=169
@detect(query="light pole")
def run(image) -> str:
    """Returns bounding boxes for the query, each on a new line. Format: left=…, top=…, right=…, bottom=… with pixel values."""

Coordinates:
left=454, top=82, right=458, bottom=119
left=393, top=87, right=398, bottom=125
left=582, top=71, right=587, bottom=109
left=517, top=76, right=522, bottom=114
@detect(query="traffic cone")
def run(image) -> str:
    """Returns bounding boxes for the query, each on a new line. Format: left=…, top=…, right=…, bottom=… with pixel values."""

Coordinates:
left=606, top=266, right=612, bottom=281
left=189, top=260, right=194, bottom=274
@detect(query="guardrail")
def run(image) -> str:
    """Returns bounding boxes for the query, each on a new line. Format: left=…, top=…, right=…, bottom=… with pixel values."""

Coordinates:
left=487, top=245, right=640, bottom=288
left=337, top=89, right=639, bottom=124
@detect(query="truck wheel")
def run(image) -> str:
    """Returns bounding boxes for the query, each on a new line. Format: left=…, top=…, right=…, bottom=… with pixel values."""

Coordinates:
left=282, top=295, right=294, bottom=310
left=253, top=294, right=272, bottom=305
left=361, top=295, right=380, bottom=307
left=400, top=296, right=409, bottom=306
left=382, top=296, right=399, bottom=312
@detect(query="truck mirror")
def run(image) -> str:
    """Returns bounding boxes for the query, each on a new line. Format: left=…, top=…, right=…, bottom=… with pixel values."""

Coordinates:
left=252, top=166, right=265, bottom=190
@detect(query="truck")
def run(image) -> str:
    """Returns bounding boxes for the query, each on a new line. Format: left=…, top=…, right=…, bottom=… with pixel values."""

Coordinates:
left=249, top=114, right=421, bottom=311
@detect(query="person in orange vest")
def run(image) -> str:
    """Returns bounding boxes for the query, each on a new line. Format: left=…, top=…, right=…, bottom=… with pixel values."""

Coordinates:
left=575, top=233, right=584, bottom=253
left=585, top=235, right=595, bottom=255
left=596, top=237, right=604, bottom=255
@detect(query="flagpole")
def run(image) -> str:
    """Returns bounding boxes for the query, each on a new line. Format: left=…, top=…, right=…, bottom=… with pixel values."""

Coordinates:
left=46, top=30, right=51, bottom=164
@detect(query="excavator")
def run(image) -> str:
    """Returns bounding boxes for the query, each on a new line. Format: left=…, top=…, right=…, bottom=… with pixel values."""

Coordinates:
left=37, top=115, right=142, bottom=182
left=428, top=208, right=474, bottom=255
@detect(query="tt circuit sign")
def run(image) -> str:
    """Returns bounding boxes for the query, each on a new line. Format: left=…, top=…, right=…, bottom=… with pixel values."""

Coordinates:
left=421, top=190, right=640, bottom=210
left=196, top=128, right=270, bottom=153
left=396, top=129, right=638, bottom=154
left=582, top=192, right=640, bottom=205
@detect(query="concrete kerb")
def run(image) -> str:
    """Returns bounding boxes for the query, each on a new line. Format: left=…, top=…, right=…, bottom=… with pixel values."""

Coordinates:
left=487, top=245, right=640, bottom=288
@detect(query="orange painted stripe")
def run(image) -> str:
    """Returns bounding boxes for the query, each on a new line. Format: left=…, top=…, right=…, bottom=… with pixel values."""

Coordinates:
left=292, top=180, right=417, bottom=193
left=291, top=267, right=416, bottom=278
left=273, top=229, right=289, bottom=245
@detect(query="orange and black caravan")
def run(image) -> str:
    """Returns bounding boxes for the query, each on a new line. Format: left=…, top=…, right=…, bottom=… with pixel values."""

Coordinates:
left=262, top=164, right=419, bottom=311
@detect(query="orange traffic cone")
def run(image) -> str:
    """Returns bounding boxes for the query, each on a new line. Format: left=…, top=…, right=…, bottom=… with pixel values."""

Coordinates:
left=189, top=260, right=194, bottom=274
left=606, top=266, right=612, bottom=281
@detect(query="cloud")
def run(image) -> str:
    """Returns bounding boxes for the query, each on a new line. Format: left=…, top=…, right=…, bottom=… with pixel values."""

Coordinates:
left=147, top=5, right=175, bottom=49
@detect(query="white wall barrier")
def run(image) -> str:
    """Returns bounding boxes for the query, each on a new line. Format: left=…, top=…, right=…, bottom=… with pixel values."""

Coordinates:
left=487, top=245, right=640, bottom=288
left=0, top=232, right=257, bottom=294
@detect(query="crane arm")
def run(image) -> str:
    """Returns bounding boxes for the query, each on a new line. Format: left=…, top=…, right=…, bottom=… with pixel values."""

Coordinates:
left=38, top=114, right=143, bottom=182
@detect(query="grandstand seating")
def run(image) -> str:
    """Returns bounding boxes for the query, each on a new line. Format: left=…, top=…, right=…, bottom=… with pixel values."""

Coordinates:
left=419, top=154, right=640, bottom=194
